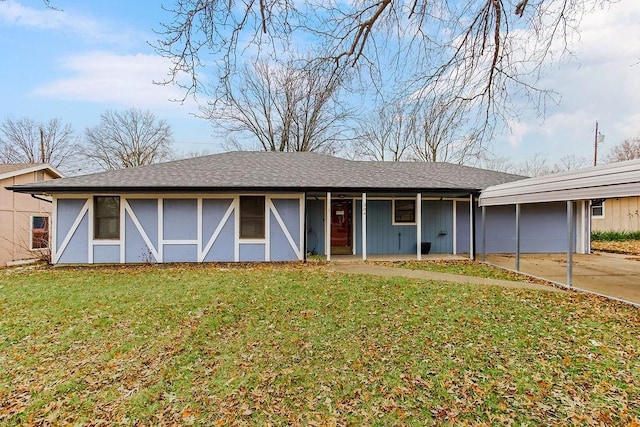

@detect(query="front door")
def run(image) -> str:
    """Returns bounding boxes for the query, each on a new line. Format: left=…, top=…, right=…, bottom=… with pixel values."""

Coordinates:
left=331, top=200, right=353, bottom=254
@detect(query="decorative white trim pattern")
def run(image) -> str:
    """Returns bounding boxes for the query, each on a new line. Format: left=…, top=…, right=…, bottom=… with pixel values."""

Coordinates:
left=54, top=199, right=89, bottom=264
left=199, top=199, right=236, bottom=262
left=54, top=193, right=305, bottom=264
left=269, top=199, right=302, bottom=260
left=123, top=199, right=159, bottom=262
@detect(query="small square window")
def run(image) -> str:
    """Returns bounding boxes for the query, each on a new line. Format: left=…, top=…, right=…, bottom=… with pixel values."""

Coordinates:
left=393, top=199, right=416, bottom=224
left=94, top=196, right=120, bottom=240
left=240, top=196, right=265, bottom=239
left=31, top=216, right=49, bottom=249
left=591, top=200, right=605, bottom=219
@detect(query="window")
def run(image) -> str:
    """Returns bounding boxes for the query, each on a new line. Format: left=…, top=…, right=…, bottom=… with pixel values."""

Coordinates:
left=31, top=216, right=49, bottom=249
left=240, top=196, right=265, bottom=239
left=94, top=196, right=120, bottom=239
left=36, top=170, right=45, bottom=182
left=591, top=200, right=605, bottom=219
left=393, top=199, right=416, bottom=224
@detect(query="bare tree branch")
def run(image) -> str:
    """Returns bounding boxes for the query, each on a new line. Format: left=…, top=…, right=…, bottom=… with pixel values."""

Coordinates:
left=0, top=117, right=81, bottom=171
left=83, top=108, right=174, bottom=171
left=201, top=58, right=354, bottom=153
left=153, top=0, right=610, bottom=132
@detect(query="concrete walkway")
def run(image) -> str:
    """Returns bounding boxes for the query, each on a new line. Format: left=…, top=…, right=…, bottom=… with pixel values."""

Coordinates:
left=330, top=262, right=563, bottom=292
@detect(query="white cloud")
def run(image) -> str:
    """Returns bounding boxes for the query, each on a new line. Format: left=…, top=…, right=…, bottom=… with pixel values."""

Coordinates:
left=0, top=0, right=140, bottom=44
left=33, top=51, right=200, bottom=113
left=495, top=1, right=640, bottom=162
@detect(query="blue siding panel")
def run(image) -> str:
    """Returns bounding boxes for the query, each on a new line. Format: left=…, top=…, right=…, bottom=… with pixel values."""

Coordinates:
left=125, top=214, right=157, bottom=263
left=355, top=200, right=362, bottom=255
left=56, top=199, right=87, bottom=252
left=163, top=199, right=197, bottom=240
left=422, top=200, right=453, bottom=254
left=365, top=200, right=417, bottom=255
left=471, top=202, right=573, bottom=254
left=306, top=199, right=325, bottom=255
left=270, top=212, right=298, bottom=261
left=272, top=199, right=300, bottom=247
left=127, top=199, right=158, bottom=248
left=240, top=244, right=265, bottom=262
left=204, top=214, right=235, bottom=262
left=520, top=203, right=573, bottom=252
left=456, top=202, right=472, bottom=254
left=93, top=245, right=120, bottom=263
left=57, top=212, right=89, bottom=264
left=202, top=199, right=233, bottom=244
left=164, top=244, right=198, bottom=262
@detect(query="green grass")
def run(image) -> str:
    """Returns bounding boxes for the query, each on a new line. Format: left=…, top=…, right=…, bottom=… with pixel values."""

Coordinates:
left=592, top=230, right=640, bottom=241
left=1, top=264, right=639, bottom=425
left=392, top=260, right=541, bottom=282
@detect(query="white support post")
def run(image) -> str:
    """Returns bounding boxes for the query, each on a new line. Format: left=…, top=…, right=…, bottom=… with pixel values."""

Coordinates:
left=567, top=200, right=574, bottom=286
left=326, top=192, right=331, bottom=261
left=481, top=205, right=486, bottom=262
left=469, top=194, right=475, bottom=260
left=416, top=193, right=422, bottom=260
left=586, top=200, right=592, bottom=254
left=51, top=196, right=58, bottom=264
left=452, top=200, right=457, bottom=255
left=362, top=192, right=367, bottom=261
left=515, top=203, right=521, bottom=271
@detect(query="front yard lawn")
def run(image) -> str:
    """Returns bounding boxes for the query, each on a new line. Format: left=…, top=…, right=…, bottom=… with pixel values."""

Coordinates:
left=1, top=264, right=639, bottom=425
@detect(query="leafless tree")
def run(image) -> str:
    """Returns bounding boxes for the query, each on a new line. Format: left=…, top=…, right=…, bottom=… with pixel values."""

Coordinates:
left=353, top=102, right=413, bottom=161
left=202, top=58, right=353, bottom=153
left=551, top=153, right=588, bottom=172
left=605, top=138, right=640, bottom=163
left=83, top=108, right=173, bottom=171
left=356, top=93, right=484, bottom=163
left=476, top=153, right=517, bottom=173
left=0, top=117, right=80, bottom=170
left=154, top=0, right=611, bottom=132
left=406, top=92, right=485, bottom=164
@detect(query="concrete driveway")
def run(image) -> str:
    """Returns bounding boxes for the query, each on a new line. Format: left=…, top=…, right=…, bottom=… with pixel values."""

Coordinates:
left=485, top=252, right=640, bottom=306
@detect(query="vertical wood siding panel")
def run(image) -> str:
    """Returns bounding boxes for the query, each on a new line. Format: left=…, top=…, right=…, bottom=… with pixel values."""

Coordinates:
left=366, top=200, right=417, bottom=254
left=306, top=199, right=325, bottom=255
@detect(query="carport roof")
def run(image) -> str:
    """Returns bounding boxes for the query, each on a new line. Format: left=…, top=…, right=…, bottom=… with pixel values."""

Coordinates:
left=479, top=158, right=640, bottom=206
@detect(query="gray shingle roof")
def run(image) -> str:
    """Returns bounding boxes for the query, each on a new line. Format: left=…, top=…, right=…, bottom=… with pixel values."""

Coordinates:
left=8, top=151, right=524, bottom=194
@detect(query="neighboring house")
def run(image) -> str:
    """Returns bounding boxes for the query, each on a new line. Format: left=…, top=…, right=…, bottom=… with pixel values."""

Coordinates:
left=9, top=151, right=578, bottom=265
left=0, top=163, right=63, bottom=267
left=591, top=197, right=640, bottom=232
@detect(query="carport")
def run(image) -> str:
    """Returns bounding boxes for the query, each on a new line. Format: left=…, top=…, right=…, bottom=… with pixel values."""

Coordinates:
left=479, top=159, right=640, bottom=287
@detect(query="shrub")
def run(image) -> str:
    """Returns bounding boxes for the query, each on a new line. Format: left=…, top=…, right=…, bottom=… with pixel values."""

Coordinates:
left=591, top=230, right=640, bottom=241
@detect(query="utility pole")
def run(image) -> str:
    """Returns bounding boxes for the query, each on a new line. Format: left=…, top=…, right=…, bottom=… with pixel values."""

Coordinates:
left=39, top=128, right=45, bottom=163
left=593, top=121, right=605, bottom=166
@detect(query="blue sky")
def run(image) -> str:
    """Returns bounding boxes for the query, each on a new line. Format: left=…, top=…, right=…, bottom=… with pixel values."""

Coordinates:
left=1, top=0, right=639, bottom=167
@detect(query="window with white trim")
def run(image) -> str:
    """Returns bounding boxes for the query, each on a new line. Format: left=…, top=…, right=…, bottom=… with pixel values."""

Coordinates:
left=31, top=216, right=49, bottom=249
left=240, top=196, right=265, bottom=239
left=94, top=196, right=120, bottom=239
left=591, top=200, right=605, bottom=219
left=393, top=199, right=416, bottom=224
